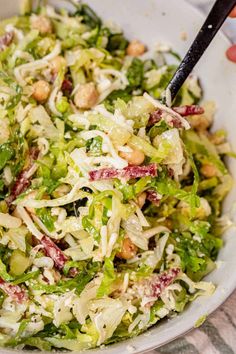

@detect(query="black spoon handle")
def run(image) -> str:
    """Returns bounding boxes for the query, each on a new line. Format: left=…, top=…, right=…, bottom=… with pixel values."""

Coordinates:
left=166, top=0, right=236, bottom=102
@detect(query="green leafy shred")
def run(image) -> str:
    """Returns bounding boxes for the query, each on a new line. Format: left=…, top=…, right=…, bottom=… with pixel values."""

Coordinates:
left=127, top=58, right=144, bottom=89
left=97, top=258, right=116, bottom=297
left=0, top=0, right=233, bottom=351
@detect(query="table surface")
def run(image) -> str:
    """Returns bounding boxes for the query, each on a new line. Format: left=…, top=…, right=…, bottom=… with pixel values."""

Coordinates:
left=147, top=1, right=236, bottom=354
left=149, top=291, right=236, bottom=354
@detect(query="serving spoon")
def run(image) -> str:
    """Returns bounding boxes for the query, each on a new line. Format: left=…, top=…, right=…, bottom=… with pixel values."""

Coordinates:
left=166, top=0, right=236, bottom=103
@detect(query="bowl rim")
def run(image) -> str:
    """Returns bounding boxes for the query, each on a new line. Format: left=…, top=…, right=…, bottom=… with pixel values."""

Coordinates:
left=0, top=1, right=235, bottom=353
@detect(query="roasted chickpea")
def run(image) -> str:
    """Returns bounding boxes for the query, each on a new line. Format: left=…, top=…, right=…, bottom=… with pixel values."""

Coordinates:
left=126, top=40, right=146, bottom=56
left=74, top=83, right=99, bottom=110
left=187, top=115, right=210, bottom=131
left=50, top=56, right=66, bottom=74
left=32, top=80, right=51, bottom=103
left=120, top=147, right=145, bottom=166
left=116, top=237, right=138, bottom=260
left=31, top=15, right=52, bottom=34
left=200, top=163, right=218, bottom=178
left=136, top=192, right=146, bottom=208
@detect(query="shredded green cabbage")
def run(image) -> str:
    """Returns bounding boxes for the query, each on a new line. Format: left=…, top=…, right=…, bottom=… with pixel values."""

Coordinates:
left=0, top=0, right=233, bottom=351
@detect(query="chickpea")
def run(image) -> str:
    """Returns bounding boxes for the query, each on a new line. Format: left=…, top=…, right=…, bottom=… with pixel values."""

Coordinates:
left=120, top=147, right=145, bottom=166
left=31, top=15, right=52, bottom=34
left=136, top=192, right=147, bottom=208
left=74, top=83, right=99, bottom=110
left=200, top=163, right=218, bottom=178
left=116, top=237, right=138, bottom=260
left=50, top=56, right=66, bottom=75
left=32, top=80, right=51, bottom=103
left=187, top=115, right=210, bottom=131
left=126, top=40, right=146, bottom=57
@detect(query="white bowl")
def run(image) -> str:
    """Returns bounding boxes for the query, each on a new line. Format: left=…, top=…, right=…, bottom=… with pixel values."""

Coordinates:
left=1, top=1, right=236, bottom=353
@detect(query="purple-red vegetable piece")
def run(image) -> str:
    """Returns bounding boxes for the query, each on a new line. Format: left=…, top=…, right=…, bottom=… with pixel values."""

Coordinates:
left=148, top=109, right=162, bottom=126
left=173, top=105, right=204, bottom=117
left=6, top=147, right=39, bottom=205
left=148, top=105, right=204, bottom=127
left=0, top=31, right=14, bottom=51
left=89, top=164, right=158, bottom=181
left=40, top=235, right=68, bottom=270
left=137, top=268, right=180, bottom=306
left=151, top=268, right=180, bottom=298
left=146, top=189, right=161, bottom=205
left=0, top=278, right=27, bottom=303
left=61, top=79, right=73, bottom=94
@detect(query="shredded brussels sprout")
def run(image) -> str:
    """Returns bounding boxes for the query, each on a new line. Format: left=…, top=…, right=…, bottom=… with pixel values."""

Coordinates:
left=0, top=0, right=233, bottom=350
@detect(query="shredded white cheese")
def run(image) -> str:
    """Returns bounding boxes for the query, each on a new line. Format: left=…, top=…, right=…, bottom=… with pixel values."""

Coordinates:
left=14, top=41, right=61, bottom=86
left=16, top=206, right=43, bottom=239
left=0, top=212, right=22, bottom=229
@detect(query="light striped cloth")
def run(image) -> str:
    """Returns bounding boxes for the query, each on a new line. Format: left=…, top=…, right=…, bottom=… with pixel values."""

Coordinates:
left=148, top=291, right=236, bottom=354
left=148, top=1, right=236, bottom=353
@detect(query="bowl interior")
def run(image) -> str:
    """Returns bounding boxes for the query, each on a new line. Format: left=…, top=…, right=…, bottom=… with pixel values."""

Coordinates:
left=1, top=0, right=236, bottom=353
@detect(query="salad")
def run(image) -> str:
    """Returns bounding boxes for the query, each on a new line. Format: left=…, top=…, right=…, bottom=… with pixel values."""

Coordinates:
left=0, top=0, right=233, bottom=351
